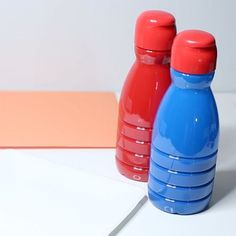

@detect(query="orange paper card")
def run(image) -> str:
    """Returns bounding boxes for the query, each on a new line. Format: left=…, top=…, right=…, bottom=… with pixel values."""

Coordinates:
left=0, top=92, right=118, bottom=148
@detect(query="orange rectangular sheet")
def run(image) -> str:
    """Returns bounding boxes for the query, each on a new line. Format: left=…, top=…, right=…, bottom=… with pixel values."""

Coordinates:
left=0, top=92, right=118, bottom=148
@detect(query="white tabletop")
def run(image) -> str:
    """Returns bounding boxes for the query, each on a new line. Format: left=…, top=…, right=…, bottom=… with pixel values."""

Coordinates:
left=19, top=92, right=236, bottom=236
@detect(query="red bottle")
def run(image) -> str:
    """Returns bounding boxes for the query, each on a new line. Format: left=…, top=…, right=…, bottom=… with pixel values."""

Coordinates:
left=116, top=10, right=176, bottom=182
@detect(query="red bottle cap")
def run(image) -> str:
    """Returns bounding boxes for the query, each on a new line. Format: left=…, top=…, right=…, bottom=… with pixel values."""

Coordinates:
left=171, top=30, right=217, bottom=74
left=135, top=10, right=176, bottom=51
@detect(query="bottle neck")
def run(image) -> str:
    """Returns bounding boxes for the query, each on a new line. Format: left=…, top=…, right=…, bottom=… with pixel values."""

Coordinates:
left=135, top=46, right=171, bottom=65
left=171, top=68, right=214, bottom=89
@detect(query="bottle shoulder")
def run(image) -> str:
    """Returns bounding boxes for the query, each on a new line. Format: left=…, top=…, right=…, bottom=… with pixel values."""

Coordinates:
left=119, top=61, right=171, bottom=128
left=152, top=85, right=219, bottom=157
left=170, top=68, right=215, bottom=89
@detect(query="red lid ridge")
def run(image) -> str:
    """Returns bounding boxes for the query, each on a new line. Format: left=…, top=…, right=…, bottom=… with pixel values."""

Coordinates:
left=135, top=10, right=176, bottom=51
left=171, top=30, right=217, bottom=74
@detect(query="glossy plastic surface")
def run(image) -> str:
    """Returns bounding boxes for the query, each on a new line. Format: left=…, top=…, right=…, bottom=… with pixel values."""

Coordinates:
left=119, top=49, right=172, bottom=129
left=152, top=69, right=219, bottom=158
left=118, top=119, right=152, bottom=142
left=116, top=146, right=149, bottom=168
left=135, top=10, right=176, bottom=51
left=117, top=134, right=151, bottom=155
left=150, top=160, right=215, bottom=187
left=149, top=58, right=219, bottom=213
left=116, top=48, right=172, bottom=182
left=116, top=10, right=176, bottom=182
left=148, top=187, right=211, bottom=215
left=151, top=145, right=217, bottom=172
left=116, top=158, right=148, bottom=182
left=149, top=173, right=214, bottom=201
left=171, top=30, right=217, bottom=74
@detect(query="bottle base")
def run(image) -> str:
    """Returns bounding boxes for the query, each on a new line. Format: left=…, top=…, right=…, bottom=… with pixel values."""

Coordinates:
left=115, top=158, right=148, bottom=182
left=148, top=187, right=211, bottom=215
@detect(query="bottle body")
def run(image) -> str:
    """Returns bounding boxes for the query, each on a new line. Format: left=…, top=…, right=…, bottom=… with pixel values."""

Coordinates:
left=116, top=48, right=171, bottom=182
left=148, top=69, right=219, bottom=214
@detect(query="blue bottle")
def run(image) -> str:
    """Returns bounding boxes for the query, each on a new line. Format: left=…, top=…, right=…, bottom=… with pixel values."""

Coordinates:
left=148, top=30, right=219, bottom=215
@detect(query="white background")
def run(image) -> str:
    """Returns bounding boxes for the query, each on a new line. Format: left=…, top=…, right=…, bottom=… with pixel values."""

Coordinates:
left=0, top=0, right=234, bottom=92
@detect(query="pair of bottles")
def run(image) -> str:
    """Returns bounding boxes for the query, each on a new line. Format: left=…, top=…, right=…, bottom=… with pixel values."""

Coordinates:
left=115, top=10, right=219, bottom=215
